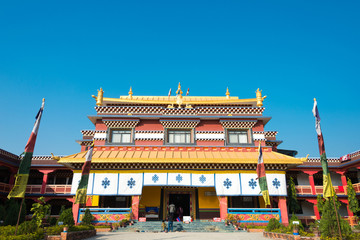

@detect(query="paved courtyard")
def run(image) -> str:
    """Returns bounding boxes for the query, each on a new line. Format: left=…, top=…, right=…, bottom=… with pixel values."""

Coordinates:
left=89, top=231, right=267, bottom=240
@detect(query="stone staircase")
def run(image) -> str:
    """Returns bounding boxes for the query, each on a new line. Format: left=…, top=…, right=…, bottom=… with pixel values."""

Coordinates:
left=116, top=220, right=244, bottom=233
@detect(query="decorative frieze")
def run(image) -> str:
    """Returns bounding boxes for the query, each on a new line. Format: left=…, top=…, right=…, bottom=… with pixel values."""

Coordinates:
left=160, top=120, right=200, bottom=129
left=220, top=120, right=257, bottom=129
left=265, top=131, right=278, bottom=138
left=81, top=130, right=95, bottom=137
left=197, top=107, right=264, bottom=115
left=103, top=119, right=140, bottom=128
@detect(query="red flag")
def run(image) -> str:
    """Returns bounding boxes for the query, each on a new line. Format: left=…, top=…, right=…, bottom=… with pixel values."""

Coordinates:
left=168, top=88, right=171, bottom=98
left=186, top=88, right=189, bottom=96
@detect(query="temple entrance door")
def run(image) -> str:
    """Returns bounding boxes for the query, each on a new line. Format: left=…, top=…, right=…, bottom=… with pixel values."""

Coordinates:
left=169, top=193, right=190, bottom=221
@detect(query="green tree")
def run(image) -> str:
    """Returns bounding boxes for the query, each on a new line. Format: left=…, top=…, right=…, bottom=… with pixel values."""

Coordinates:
left=347, top=178, right=360, bottom=214
left=81, top=208, right=94, bottom=225
left=30, top=197, right=50, bottom=228
left=57, top=208, right=75, bottom=226
left=4, top=199, right=26, bottom=226
left=288, top=177, right=300, bottom=215
left=316, top=194, right=324, bottom=214
left=318, top=194, right=351, bottom=238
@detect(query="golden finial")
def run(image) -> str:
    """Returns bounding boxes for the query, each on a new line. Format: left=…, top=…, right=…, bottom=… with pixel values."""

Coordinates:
left=128, top=87, right=133, bottom=99
left=176, top=82, right=183, bottom=96
left=256, top=88, right=267, bottom=107
left=42, top=98, right=45, bottom=102
left=301, top=154, right=309, bottom=162
left=91, top=88, right=104, bottom=106
left=226, top=87, right=230, bottom=99
left=51, top=153, right=60, bottom=161
left=314, top=98, right=316, bottom=102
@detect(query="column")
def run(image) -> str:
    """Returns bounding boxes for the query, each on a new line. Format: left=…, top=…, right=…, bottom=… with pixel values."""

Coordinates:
left=303, top=171, right=318, bottom=195
left=132, top=196, right=140, bottom=220
left=278, top=196, right=289, bottom=225
left=39, top=170, right=54, bottom=194
left=306, top=199, right=320, bottom=220
left=9, top=168, right=17, bottom=185
left=219, top=196, right=228, bottom=220
left=335, top=171, right=347, bottom=195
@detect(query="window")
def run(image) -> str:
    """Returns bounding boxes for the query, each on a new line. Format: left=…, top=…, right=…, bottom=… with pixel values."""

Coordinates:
left=227, top=130, right=250, bottom=144
left=167, top=130, right=192, bottom=144
left=110, top=129, right=132, bottom=143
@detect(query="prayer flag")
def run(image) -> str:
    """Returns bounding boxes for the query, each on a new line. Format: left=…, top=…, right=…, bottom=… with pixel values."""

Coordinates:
left=168, top=88, right=171, bottom=98
left=186, top=88, right=189, bottom=96
left=74, top=145, right=94, bottom=204
left=256, top=143, right=270, bottom=206
left=8, top=99, right=45, bottom=199
left=312, top=99, right=334, bottom=198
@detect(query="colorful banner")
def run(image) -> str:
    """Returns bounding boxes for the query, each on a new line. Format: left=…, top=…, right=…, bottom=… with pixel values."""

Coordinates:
left=71, top=173, right=94, bottom=195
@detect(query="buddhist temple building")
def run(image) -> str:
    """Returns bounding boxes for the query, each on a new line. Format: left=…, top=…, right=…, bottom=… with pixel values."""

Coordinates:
left=0, top=85, right=359, bottom=225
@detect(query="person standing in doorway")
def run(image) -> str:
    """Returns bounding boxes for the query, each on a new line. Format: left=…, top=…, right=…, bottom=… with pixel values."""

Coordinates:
left=168, top=203, right=175, bottom=232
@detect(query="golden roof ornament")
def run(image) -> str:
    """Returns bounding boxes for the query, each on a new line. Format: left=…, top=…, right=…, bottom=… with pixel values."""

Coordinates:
left=128, top=87, right=133, bottom=99
left=256, top=88, right=267, bottom=107
left=91, top=88, right=104, bottom=106
left=226, top=87, right=230, bottom=99
left=176, top=82, right=184, bottom=107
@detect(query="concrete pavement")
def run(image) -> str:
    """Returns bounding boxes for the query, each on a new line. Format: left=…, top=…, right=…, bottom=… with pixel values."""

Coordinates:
left=88, top=231, right=267, bottom=240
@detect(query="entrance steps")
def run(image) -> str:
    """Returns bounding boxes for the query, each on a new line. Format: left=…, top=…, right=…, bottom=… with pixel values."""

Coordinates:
left=116, top=220, right=242, bottom=233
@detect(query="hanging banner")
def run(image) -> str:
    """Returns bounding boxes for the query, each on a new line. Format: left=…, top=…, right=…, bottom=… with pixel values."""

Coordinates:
left=143, top=173, right=167, bottom=186
left=240, top=173, right=261, bottom=196
left=168, top=173, right=191, bottom=186
left=267, top=174, right=287, bottom=196
left=92, top=173, right=118, bottom=195
left=71, top=173, right=94, bottom=195
left=215, top=174, right=241, bottom=196
left=118, top=173, right=143, bottom=195
left=191, top=174, right=214, bottom=187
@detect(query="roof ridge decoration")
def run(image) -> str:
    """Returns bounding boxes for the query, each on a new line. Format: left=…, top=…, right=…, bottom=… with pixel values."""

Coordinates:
left=92, top=86, right=267, bottom=108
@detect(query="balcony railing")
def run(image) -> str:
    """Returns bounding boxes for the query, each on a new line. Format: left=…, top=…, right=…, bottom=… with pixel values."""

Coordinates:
left=45, top=185, right=72, bottom=194
left=25, top=185, right=42, bottom=194
left=0, top=182, right=11, bottom=192
left=295, top=184, right=360, bottom=195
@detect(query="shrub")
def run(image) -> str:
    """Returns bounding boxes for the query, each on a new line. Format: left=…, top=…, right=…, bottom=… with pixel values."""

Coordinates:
left=94, top=225, right=111, bottom=228
left=46, top=225, right=63, bottom=235
left=69, top=224, right=94, bottom=232
left=17, top=220, right=38, bottom=235
left=265, top=218, right=283, bottom=232
left=57, top=208, right=74, bottom=226
left=81, top=209, right=94, bottom=225
left=48, top=217, right=58, bottom=226
left=0, top=227, right=43, bottom=240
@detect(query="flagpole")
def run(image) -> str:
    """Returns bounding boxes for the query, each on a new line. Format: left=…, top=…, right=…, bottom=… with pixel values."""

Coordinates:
left=332, top=195, right=342, bottom=240
left=14, top=198, right=25, bottom=235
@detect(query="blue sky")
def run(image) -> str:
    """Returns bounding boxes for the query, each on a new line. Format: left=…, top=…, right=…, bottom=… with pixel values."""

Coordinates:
left=0, top=1, right=359, bottom=158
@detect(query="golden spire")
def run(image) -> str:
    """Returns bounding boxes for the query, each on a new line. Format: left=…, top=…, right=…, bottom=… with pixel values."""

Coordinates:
left=176, top=82, right=183, bottom=96
left=91, top=88, right=104, bottom=106
left=226, top=87, right=230, bottom=99
left=256, top=88, right=267, bottom=107
left=128, top=86, right=133, bottom=99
